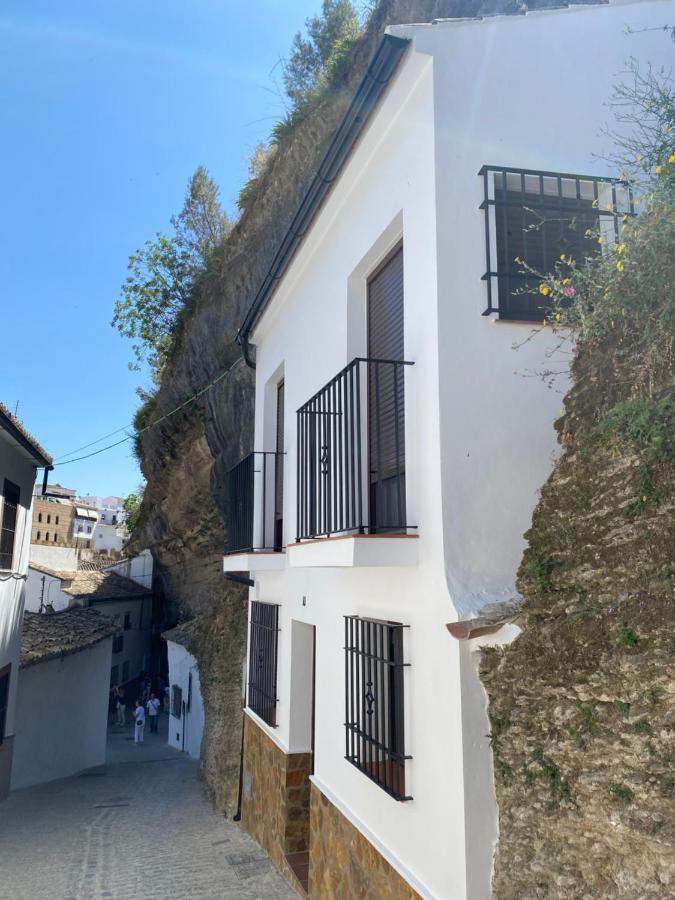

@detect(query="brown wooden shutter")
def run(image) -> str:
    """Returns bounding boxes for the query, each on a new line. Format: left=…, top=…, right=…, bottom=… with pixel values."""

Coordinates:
left=367, top=245, right=406, bottom=532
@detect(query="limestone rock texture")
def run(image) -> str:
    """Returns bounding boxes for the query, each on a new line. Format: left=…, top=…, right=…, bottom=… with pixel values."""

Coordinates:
left=481, top=310, right=674, bottom=890
left=129, top=0, right=602, bottom=822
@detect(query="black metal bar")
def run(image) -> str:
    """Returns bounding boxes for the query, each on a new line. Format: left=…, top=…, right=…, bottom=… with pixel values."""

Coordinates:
left=224, top=451, right=285, bottom=554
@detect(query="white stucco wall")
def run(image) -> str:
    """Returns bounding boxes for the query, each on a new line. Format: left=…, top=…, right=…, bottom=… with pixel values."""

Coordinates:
left=0, top=438, right=38, bottom=800
left=92, top=523, right=124, bottom=553
left=107, top=550, right=153, bottom=590
left=241, top=3, right=674, bottom=898
left=25, top=566, right=73, bottom=612
left=93, top=597, right=151, bottom=687
left=166, top=640, right=204, bottom=759
left=28, top=544, right=79, bottom=571
left=11, top=638, right=112, bottom=790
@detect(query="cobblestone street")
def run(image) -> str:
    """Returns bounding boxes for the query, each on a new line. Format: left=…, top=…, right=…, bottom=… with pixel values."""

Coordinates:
left=0, top=718, right=296, bottom=900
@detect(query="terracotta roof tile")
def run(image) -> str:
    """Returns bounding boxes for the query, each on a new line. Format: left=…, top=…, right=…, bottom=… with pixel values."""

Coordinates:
left=21, top=608, right=119, bottom=667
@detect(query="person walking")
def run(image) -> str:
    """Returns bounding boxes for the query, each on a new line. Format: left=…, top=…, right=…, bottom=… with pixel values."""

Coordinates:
left=147, top=693, right=161, bottom=734
left=134, top=698, right=145, bottom=744
left=116, top=686, right=126, bottom=726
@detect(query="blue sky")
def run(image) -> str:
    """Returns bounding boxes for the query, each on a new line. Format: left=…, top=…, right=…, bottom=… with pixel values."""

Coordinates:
left=0, top=0, right=318, bottom=497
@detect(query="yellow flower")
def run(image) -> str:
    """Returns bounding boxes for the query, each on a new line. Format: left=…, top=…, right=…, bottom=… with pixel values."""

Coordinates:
left=617, top=243, right=626, bottom=254
left=655, top=165, right=664, bottom=174
left=560, top=253, right=566, bottom=261
left=562, top=278, right=570, bottom=285
left=538, top=283, right=550, bottom=296
left=597, top=236, right=603, bottom=244
left=616, top=260, right=624, bottom=272
left=555, top=312, right=561, bottom=322
left=669, top=154, right=675, bottom=164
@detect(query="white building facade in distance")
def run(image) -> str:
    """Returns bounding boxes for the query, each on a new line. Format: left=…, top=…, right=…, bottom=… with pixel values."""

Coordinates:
left=163, top=620, right=204, bottom=760
left=11, top=608, right=117, bottom=790
left=223, top=4, right=675, bottom=897
left=0, top=403, right=52, bottom=801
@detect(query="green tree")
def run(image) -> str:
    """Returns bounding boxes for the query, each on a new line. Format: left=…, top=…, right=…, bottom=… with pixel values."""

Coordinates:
left=123, top=488, right=144, bottom=533
left=112, top=167, right=231, bottom=374
left=283, top=0, right=360, bottom=110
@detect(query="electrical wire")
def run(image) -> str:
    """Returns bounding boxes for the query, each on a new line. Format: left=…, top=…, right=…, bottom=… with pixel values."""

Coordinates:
left=52, top=354, right=245, bottom=468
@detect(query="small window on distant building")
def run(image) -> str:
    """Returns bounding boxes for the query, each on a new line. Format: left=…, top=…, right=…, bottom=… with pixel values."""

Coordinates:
left=479, top=165, right=634, bottom=320
left=53, top=533, right=57, bottom=542
left=55, top=515, right=59, bottom=525
left=171, top=685, right=183, bottom=719
left=101, top=514, right=106, bottom=521
left=122, top=661, right=130, bottom=682
left=124, top=612, right=131, bottom=631
left=38, top=512, right=42, bottom=523
left=86, top=526, right=92, bottom=534
left=47, top=514, right=51, bottom=524
left=45, top=532, right=50, bottom=542
left=110, top=665, right=119, bottom=687
left=1, top=480, right=21, bottom=570
left=0, top=666, right=10, bottom=744
left=36, top=531, right=41, bottom=540
left=113, top=634, right=124, bottom=654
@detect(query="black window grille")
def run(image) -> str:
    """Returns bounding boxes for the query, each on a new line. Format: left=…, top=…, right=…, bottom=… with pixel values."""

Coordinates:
left=0, top=480, right=20, bottom=570
left=344, top=616, right=411, bottom=801
left=112, top=634, right=124, bottom=654
left=479, top=165, right=635, bottom=320
left=225, top=451, right=285, bottom=554
left=0, top=666, right=10, bottom=744
left=247, top=600, right=279, bottom=727
left=171, top=684, right=182, bottom=718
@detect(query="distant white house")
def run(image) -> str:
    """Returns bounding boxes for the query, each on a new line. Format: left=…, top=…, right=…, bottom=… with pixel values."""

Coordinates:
left=25, top=564, right=153, bottom=690
left=92, top=522, right=126, bottom=554
left=72, top=506, right=98, bottom=542
left=0, top=403, right=52, bottom=802
left=163, top=620, right=204, bottom=760
left=11, top=608, right=117, bottom=790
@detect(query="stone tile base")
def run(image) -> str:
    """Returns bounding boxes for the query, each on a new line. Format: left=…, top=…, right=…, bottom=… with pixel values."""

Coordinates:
left=239, top=714, right=311, bottom=873
left=309, top=782, right=420, bottom=899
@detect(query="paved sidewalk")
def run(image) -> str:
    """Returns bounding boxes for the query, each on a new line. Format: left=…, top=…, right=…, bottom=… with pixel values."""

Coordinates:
left=0, top=716, right=296, bottom=900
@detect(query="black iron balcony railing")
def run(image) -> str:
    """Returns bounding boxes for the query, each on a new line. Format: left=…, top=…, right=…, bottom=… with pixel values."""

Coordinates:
left=296, top=357, right=415, bottom=541
left=225, top=451, right=284, bottom=554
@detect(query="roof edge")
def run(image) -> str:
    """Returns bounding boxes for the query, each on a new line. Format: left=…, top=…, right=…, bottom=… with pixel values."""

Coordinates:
left=236, top=33, right=410, bottom=364
left=0, top=403, right=53, bottom=467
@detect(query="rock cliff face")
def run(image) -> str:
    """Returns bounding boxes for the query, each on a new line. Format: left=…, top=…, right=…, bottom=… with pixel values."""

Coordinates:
left=480, top=242, right=675, bottom=892
left=130, top=0, right=605, bottom=817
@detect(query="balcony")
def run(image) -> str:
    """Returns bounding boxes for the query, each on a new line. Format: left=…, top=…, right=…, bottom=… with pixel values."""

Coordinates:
left=291, top=357, right=418, bottom=568
left=223, top=451, right=286, bottom=574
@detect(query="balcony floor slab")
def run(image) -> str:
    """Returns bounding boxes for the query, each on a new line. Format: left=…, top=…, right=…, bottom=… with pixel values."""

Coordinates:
left=222, top=551, right=286, bottom=574
left=288, top=534, right=418, bottom=568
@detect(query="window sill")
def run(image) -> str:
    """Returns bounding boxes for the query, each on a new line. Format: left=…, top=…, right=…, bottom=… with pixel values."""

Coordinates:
left=222, top=551, right=286, bottom=574
left=288, top=533, right=419, bottom=568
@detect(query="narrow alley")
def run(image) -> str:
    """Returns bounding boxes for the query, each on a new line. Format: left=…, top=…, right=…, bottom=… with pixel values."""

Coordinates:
left=0, top=718, right=296, bottom=900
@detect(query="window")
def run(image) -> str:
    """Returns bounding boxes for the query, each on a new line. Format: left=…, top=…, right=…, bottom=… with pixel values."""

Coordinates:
left=122, top=661, right=130, bottom=683
left=171, top=684, right=183, bottom=719
left=86, top=526, right=92, bottom=534
left=53, top=533, right=57, bottom=542
left=0, top=666, right=10, bottom=744
left=247, top=600, right=279, bottom=727
left=47, top=514, right=51, bottom=524
left=38, top=512, right=42, bottom=523
left=45, top=532, right=50, bottom=542
left=112, top=634, right=124, bottom=654
left=101, top=514, right=106, bottom=522
left=55, top=516, right=59, bottom=525
left=0, top=480, right=20, bottom=570
left=124, top=612, right=131, bottom=631
left=344, top=616, right=411, bottom=801
left=479, top=165, right=634, bottom=321
left=36, top=531, right=41, bottom=541
left=110, top=665, right=119, bottom=687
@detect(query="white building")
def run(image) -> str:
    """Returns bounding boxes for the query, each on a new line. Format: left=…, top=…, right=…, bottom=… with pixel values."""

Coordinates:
left=222, top=4, right=674, bottom=897
left=72, top=506, right=98, bottom=542
left=25, top=564, right=153, bottom=690
left=163, top=620, right=205, bottom=759
left=0, top=403, right=52, bottom=801
left=92, top=522, right=126, bottom=554
left=11, top=608, right=116, bottom=790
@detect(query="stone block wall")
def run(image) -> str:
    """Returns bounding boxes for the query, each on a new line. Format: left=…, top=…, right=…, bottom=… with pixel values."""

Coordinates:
left=308, top=783, right=420, bottom=899
left=240, top=713, right=312, bottom=866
